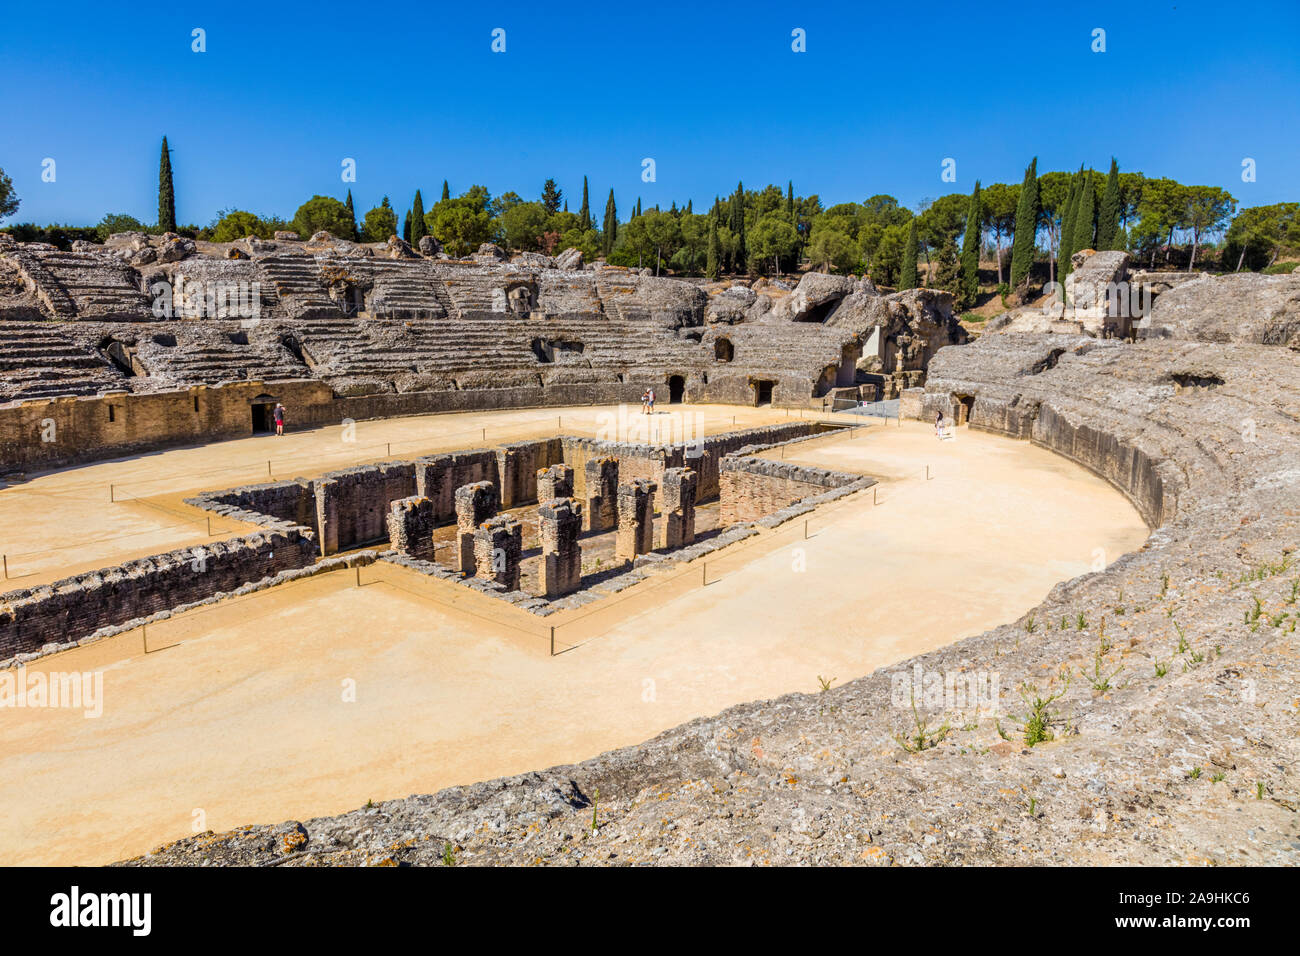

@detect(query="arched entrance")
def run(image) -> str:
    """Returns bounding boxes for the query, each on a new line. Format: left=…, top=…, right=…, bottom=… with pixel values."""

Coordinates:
left=250, top=393, right=279, bottom=433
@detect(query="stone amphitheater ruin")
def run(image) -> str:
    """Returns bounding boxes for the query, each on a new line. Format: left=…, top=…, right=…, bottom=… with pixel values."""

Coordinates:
left=1, top=231, right=1296, bottom=867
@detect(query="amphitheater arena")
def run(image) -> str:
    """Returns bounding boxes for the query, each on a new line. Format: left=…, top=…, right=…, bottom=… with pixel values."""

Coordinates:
left=1, top=232, right=1296, bottom=866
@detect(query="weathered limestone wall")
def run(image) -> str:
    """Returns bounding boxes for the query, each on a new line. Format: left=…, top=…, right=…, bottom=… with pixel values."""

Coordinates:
left=537, top=498, right=583, bottom=598
left=190, top=478, right=317, bottom=533
left=495, top=438, right=565, bottom=508
left=414, top=450, right=499, bottom=523
left=660, top=467, right=698, bottom=549
left=387, top=496, right=437, bottom=561
left=615, top=479, right=657, bottom=562
left=455, top=481, right=499, bottom=573
left=314, top=462, right=417, bottom=555
left=719, top=456, right=861, bottom=525
left=473, top=515, right=522, bottom=589
left=582, top=457, right=619, bottom=533
left=0, top=529, right=316, bottom=657
left=536, top=464, right=574, bottom=502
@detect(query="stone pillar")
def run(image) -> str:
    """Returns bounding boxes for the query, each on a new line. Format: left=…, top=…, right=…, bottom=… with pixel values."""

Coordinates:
left=537, top=498, right=583, bottom=598
left=454, top=481, right=499, bottom=573
left=536, top=464, right=574, bottom=503
left=660, top=467, right=698, bottom=550
left=583, top=456, right=619, bottom=533
left=473, top=514, right=522, bottom=589
left=386, top=495, right=437, bottom=561
left=615, top=479, right=657, bottom=562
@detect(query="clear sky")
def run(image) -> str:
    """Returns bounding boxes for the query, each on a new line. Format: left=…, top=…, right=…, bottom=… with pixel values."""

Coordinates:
left=3, top=0, right=1299, bottom=227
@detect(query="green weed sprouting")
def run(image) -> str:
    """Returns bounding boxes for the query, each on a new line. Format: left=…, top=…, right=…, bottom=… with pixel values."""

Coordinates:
left=1011, top=678, right=1070, bottom=747
left=895, top=692, right=951, bottom=754
left=1082, top=647, right=1123, bottom=692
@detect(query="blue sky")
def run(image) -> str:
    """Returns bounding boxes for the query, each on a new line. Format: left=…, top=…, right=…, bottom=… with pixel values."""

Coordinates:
left=3, top=0, right=1299, bottom=227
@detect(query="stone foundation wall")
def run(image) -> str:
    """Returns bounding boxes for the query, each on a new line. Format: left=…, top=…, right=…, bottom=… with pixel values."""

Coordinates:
left=188, top=478, right=318, bottom=533
left=414, top=450, right=499, bottom=523
left=0, top=529, right=316, bottom=657
left=719, top=456, right=862, bottom=525
left=315, top=462, right=417, bottom=555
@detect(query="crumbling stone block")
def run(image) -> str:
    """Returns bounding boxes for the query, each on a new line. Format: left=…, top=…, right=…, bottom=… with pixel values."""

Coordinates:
left=537, top=498, right=583, bottom=598
left=473, top=514, right=522, bottom=589
left=536, top=464, right=574, bottom=503
left=584, top=457, right=619, bottom=533
left=386, top=495, right=437, bottom=561
left=615, top=479, right=657, bottom=562
left=455, top=481, right=499, bottom=573
left=660, top=467, right=698, bottom=549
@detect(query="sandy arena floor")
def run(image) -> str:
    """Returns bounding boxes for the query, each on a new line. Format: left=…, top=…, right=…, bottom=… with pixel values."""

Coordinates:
left=0, top=411, right=1149, bottom=865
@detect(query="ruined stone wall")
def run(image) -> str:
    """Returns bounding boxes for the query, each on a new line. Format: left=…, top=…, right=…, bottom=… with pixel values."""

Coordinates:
left=0, top=529, right=316, bottom=657
left=315, top=462, right=417, bottom=554
left=190, top=478, right=318, bottom=533
left=719, top=456, right=861, bottom=525
left=414, top=450, right=499, bottom=523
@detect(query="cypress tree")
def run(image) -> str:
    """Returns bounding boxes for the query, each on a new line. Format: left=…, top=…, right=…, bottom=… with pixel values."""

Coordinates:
left=1008, top=158, right=1040, bottom=291
left=786, top=180, right=794, bottom=219
left=602, top=189, right=617, bottom=256
left=959, top=180, right=982, bottom=310
left=1096, top=159, right=1121, bottom=251
left=579, top=176, right=591, bottom=229
left=1058, top=172, right=1081, bottom=283
left=157, top=136, right=176, bottom=233
left=410, top=190, right=426, bottom=246
left=1071, top=169, right=1097, bottom=258
left=730, top=182, right=747, bottom=273
left=345, top=190, right=358, bottom=241
left=441, top=180, right=450, bottom=201
left=402, top=210, right=411, bottom=243
left=706, top=215, right=720, bottom=279
left=635, top=197, right=642, bottom=217
left=900, top=220, right=919, bottom=290
left=685, top=199, right=692, bottom=215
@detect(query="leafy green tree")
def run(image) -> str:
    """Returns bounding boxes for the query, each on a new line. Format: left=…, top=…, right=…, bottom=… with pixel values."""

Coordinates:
left=210, top=210, right=265, bottom=241
left=870, top=223, right=908, bottom=286
left=0, top=166, right=19, bottom=220
left=602, top=189, right=617, bottom=256
left=500, top=201, right=550, bottom=252
left=1009, top=158, right=1040, bottom=291
left=578, top=176, right=591, bottom=230
left=344, top=190, right=358, bottom=241
left=959, top=181, right=982, bottom=309
left=640, top=209, right=681, bottom=275
left=918, top=193, right=967, bottom=291
left=361, top=197, right=398, bottom=243
left=1071, top=169, right=1097, bottom=260
left=1224, top=202, right=1300, bottom=271
left=1096, top=159, right=1122, bottom=251
left=541, top=178, right=562, bottom=214
left=705, top=214, right=720, bottom=278
left=748, top=214, right=800, bottom=276
left=1182, top=185, right=1236, bottom=271
left=96, top=213, right=147, bottom=240
left=292, top=195, right=354, bottom=240
left=899, top=220, right=919, bottom=290
left=158, top=136, right=176, bottom=233
left=427, top=186, right=494, bottom=257
left=410, top=190, right=427, bottom=247
left=1058, top=171, right=1081, bottom=281
left=806, top=227, right=857, bottom=273
left=1130, top=177, right=1184, bottom=267
left=980, top=182, right=1018, bottom=286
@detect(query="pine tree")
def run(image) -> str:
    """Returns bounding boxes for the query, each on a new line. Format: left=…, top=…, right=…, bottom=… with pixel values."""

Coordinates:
left=706, top=215, right=720, bottom=279
left=1096, top=159, right=1121, bottom=251
left=1008, top=158, right=1040, bottom=292
left=1071, top=169, right=1097, bottom=259
left=602, top=189, right=617, bottom=256
left=959, top=180, right=982, bottom=310
left=345, top=190, right=358, bottom=241
left=410, top=190, right=426, bottom=246
left=1058, top=172, right=1081, bottom=283
left=542, top=178, right=562, bottom=214
left=579, top=176, right=591, bottom=229
left=441, top=180, right=450, bottom=201
left=157, top=136, right=176, bottom=233
left=900, top=220, right=919, bottom=290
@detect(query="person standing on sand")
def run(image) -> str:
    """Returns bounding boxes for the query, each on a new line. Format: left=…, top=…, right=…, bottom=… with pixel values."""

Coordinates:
left=640, top=388, right=649, bottom=415
left=648, top=387, right=656, bottom=414
left=935, top=411, right=945, bottom=438
left=274, top=403, right=285, bottom=437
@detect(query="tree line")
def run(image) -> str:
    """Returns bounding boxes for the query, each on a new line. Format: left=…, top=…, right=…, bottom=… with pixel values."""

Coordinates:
left=2, top=142, right=1297, bottom=314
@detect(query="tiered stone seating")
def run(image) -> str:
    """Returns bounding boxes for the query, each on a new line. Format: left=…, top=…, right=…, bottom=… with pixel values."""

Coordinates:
left=17, top=251, right=147, bottom=319
left=133, top=326, right=309, bottom=386
left=257, top=254, right=341, bottom=317
left=350, top=259, right=450, bottom=319
left=0, top=322, right=124, bottom=401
